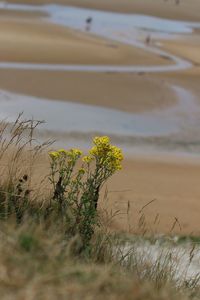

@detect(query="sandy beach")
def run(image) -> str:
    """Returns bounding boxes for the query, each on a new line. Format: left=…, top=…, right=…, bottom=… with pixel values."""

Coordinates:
left=0, top=17, right=170, bottom=66
left=0, top=4, right=197, bottom=114
left=29, top=152, right=200, bottom=236
left=1, top=0, right=200, bottom=236
left=106, top=156, right=200, bottom=235
left=162, top=37, right=200, bottom=66
left=0, top=70, right=178, bottom=113
left=0, top=8, right=177, bottom=112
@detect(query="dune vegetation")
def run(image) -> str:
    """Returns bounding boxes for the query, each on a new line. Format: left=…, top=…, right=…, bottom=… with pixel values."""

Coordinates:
left=0, top=115, right=199, bottom=299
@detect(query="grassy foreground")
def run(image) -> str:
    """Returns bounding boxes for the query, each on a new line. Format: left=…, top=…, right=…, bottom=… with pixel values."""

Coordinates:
left=0, top=116, right=199, bottom=299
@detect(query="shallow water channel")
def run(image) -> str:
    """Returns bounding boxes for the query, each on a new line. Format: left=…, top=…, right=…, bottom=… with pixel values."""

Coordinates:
left=0, top=2, right=200, bottom=154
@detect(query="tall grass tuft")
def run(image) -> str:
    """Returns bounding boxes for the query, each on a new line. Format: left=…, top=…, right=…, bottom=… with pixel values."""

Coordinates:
left=0, top=116, right=124, bottom=249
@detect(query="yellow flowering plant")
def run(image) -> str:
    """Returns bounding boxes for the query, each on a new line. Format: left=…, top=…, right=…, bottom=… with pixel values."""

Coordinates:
left=48, top=137, right=123, bottom=246
left=49, top=148, right=82, bottom=205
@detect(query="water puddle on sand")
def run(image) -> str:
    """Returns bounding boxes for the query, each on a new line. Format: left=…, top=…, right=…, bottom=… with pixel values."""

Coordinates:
left=1, top=2, right=200, bottom=35
left=0, top=85, right=200, bottom=155
left=119, top=239, right=200, bottom=284
left=0, top=90, right=176, bottom=137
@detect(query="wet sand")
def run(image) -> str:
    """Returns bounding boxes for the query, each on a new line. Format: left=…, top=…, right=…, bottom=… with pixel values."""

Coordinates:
left=154, top=68, right=200, bottom=107
left=162, top=38, right=200, bottom=66
left=106, top=156, right=200, bottom=236
left=0, top=9, right=178, bottom=113
left=0, top=8, right=46, bottom=18
left=0, top=17, right=170, bottom=66
left=5, top=0, right=200, bottom=22
left=0, top=69, right=177, bottom=113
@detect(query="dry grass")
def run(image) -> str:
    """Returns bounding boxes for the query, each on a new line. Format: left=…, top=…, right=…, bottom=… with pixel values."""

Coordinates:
left=0, top=222, right=192, bottom=300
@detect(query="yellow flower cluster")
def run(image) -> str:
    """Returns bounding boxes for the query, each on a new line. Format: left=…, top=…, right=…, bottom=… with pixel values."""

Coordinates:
left=82, top=155, right=94, bottom=163
left=58, top=149, right=68, bottom=155
left=89, top=136, right=123, bottom=171
left=94, top=136, right=110, bottom=147
left=49, top=151, right=60, bottom=159
left=49, top=137, right=123, bottom=172
left=49, top=148, right=82, bottom=160
left=68, top=148, right=82, bottom=159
